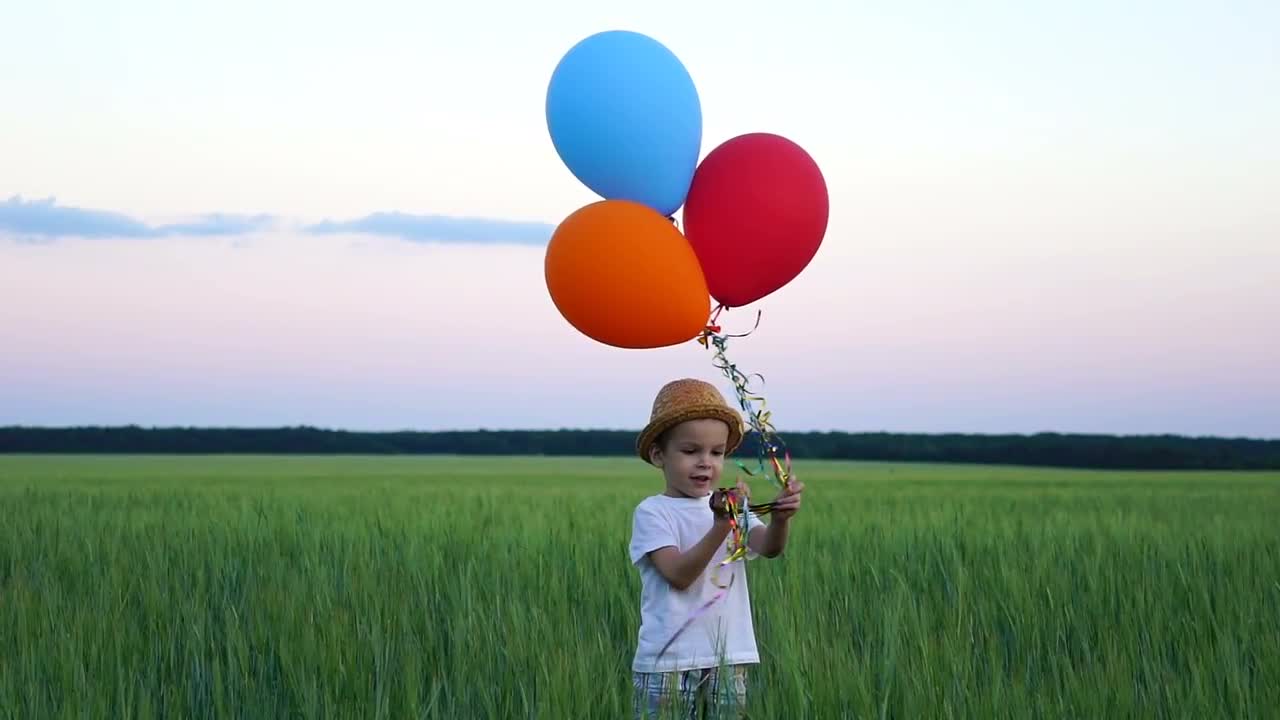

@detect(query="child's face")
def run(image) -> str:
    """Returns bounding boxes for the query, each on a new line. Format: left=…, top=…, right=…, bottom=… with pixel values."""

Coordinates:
left=652, top=418, right=730, bottom=499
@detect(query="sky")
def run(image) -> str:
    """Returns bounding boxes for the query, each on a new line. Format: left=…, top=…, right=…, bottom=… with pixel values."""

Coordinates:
left=2, top=0, right=1277, bottom=437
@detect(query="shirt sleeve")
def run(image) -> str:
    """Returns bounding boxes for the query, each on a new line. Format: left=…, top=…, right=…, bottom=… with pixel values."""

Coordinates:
left=629, top=502, right=678, bottom=565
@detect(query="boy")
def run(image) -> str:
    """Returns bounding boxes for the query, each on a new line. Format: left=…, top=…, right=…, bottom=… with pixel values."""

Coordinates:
left=629, top=378, right=804, bottom=719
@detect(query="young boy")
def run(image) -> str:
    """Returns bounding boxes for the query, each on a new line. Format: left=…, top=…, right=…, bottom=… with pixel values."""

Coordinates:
left=629, top=378, right=804, bottom=719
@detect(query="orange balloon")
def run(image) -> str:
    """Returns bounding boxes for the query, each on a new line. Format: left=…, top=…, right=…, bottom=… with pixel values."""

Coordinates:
left=545, top=200, right=710, bottom=349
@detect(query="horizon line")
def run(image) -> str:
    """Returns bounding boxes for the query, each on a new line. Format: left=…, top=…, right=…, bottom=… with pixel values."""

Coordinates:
left=1, top=424, right=1275, bottom=443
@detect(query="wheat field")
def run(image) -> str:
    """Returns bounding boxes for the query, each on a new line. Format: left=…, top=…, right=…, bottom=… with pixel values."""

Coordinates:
left=2, top=454, right=1277, bottom=718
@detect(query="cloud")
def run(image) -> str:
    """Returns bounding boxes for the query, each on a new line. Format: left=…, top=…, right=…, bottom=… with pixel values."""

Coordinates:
left=1, top=196, right=554, bottom=246
left=1, top=196, right=154, bottom=238
left=153, top=213, right=277, bottom=237
left=305, top=211, right=554, bottom=246
left=0, top=196, right=275, bottom=239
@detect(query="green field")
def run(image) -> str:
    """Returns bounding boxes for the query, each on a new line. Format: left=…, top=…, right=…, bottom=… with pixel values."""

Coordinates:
left=2, top=455, right=1278, bottom=718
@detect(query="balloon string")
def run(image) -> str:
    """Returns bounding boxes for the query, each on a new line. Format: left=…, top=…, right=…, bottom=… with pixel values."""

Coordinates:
left=692, top=306, right=795, bottom=672
left=700, top=302, right=791, bottom=606
left=657, top=302, right=796, bottom=665
left=713, top=488, right=770, bottom=577
left=656, top=581, right=729, bottom=659
left=660, top=299, right=798, bottom=661
left=697, top=304, right=794, bottom=492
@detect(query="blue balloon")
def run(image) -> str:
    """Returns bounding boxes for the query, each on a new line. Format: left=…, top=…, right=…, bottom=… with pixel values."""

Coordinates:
left=546, top=30, right=702, bottom=217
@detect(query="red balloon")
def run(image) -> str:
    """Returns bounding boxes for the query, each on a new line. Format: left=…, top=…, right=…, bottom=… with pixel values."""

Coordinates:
left=682, top=133, right=829, bottom=308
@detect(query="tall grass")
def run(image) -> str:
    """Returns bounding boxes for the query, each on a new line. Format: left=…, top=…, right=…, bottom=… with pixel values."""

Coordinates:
left=2, top=455, right=1277, bottom=718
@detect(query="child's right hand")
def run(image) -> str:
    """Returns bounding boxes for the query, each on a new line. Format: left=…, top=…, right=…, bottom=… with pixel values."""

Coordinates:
left=709, top=489, right=729, bottom=518
left=709, top=479, right=750, bottom=518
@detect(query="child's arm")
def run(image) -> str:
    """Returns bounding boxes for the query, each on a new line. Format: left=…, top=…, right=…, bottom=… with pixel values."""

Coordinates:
left=648, top=516, right=733, bottom=591
left=749, top=516, right=792, bottom=558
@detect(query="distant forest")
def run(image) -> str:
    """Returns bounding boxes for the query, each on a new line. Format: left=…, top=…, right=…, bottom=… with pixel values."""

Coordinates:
left=2, top=426, right=1278, bottom=470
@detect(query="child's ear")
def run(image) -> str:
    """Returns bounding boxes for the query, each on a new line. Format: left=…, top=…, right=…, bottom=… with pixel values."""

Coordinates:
left=648, top=445, right=664, bottom=467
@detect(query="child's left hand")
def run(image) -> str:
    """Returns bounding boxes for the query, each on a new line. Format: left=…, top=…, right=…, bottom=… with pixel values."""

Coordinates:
left=770, top=476, right=805, bottom=521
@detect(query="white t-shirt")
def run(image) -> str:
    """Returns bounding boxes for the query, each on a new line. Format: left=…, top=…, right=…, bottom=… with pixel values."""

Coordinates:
left=629, top=493, right=763, bottom=673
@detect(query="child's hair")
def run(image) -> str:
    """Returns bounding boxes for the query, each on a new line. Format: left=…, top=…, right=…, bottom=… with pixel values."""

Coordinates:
left=635, top=378, right=744, bottom=465
left=652, top=428, right=671, bottom=453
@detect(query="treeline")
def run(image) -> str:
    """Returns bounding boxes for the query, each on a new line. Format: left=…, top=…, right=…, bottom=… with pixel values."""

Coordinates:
left=2, top=426, right=1278, bottom=470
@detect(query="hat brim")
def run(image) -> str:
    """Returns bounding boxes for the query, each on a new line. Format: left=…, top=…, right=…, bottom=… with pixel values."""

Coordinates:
left=636, top=405, right=744, bottom=465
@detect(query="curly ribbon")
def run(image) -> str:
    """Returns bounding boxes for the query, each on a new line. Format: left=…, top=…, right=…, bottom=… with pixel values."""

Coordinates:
left=656, top=579, right=731, bottom=659
left=654, top=303, right=796, bottom=663
left=710, top=488, right=772, bottom=582
left=698, top=304, right=794, bottom=493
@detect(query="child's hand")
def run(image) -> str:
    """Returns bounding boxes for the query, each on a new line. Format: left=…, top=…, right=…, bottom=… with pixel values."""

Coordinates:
left=709, top=479, right=751, bottom=519
left=770, top=475, right=805, bottom=521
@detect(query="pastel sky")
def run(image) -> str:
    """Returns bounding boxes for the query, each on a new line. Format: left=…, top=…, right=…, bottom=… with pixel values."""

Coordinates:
left=2, top=0, right=1277, bottom=437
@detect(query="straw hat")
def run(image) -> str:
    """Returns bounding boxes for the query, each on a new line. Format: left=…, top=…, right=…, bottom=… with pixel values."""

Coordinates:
left=636, top=378, right=744, bottom=464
